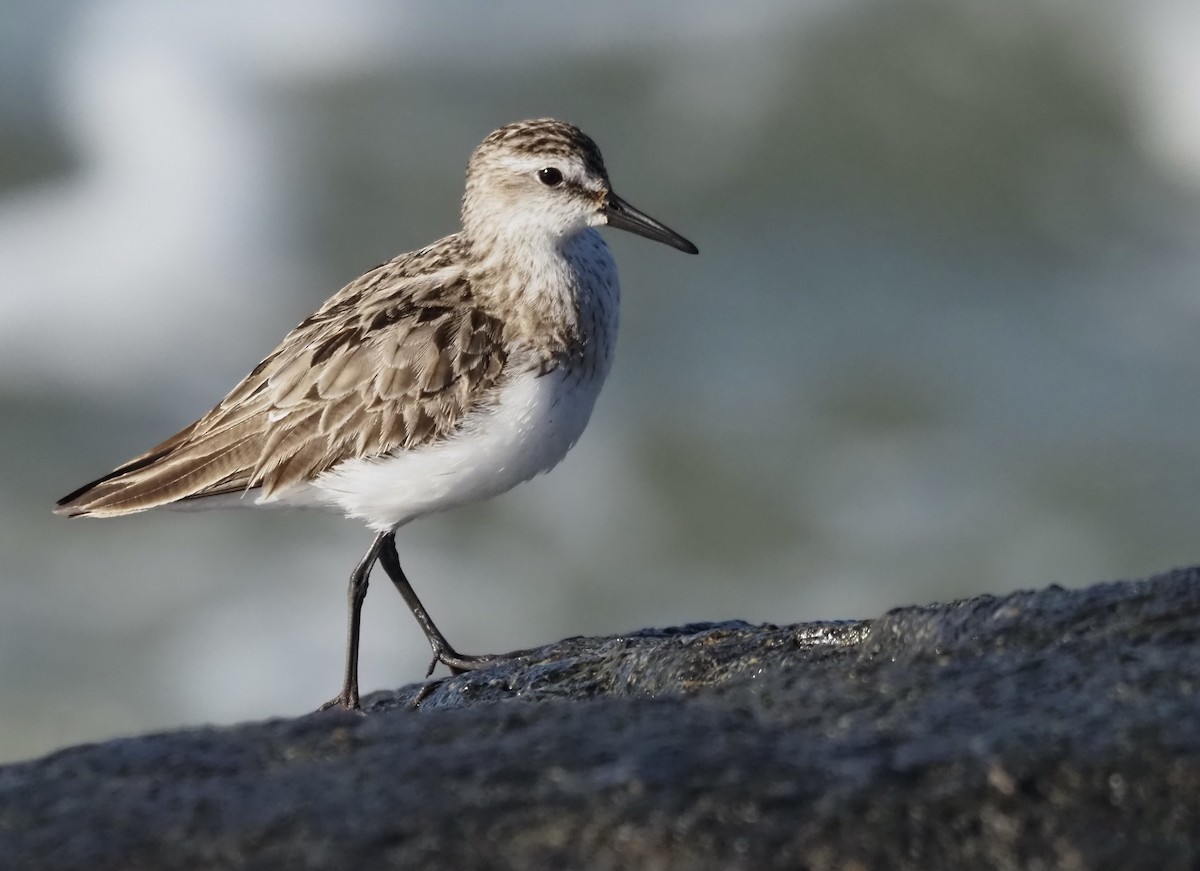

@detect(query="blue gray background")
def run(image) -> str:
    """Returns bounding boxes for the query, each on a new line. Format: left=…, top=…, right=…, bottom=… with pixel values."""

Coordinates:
left=3, top=0, right=1200, bottom=762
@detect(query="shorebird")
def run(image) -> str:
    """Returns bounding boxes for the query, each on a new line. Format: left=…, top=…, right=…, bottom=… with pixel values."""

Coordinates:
left=55, top=118, right=698, bottom=711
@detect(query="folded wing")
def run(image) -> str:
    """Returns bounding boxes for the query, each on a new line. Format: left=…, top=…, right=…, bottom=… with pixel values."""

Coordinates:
left=55, top=249, right=508, bottom=518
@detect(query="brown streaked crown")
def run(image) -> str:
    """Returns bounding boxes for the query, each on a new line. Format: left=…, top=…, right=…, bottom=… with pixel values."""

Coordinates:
left=475, top=119, right=609, bottom=183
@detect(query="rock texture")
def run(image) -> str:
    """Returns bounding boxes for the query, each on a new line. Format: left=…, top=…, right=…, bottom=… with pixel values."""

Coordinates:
left=2, top=569, right=1199, bottom=869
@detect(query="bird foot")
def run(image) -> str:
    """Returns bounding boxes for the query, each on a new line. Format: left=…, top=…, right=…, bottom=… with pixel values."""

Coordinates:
left=316, top=691, right=364, bottom=714
left=425, top=648, right=501, bottom=677
left=425, top=642, right=542, bottom=677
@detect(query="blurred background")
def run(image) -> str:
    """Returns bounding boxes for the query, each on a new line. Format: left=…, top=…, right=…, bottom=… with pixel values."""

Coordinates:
left=2, top=0, right=1200, bottom=762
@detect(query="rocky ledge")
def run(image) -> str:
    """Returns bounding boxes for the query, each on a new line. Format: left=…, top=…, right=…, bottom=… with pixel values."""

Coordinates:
left=1, top=569, right=1199, bottom=869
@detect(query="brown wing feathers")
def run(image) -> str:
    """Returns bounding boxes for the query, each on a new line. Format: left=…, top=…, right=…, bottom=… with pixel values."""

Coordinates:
left=55, top=249, right=508, bottom=518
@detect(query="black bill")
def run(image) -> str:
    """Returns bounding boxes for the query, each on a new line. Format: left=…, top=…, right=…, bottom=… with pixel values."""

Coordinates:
left=604, top=192, right=698, bottom=254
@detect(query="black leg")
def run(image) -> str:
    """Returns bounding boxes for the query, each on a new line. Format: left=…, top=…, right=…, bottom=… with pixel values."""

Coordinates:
left=318, top=531, right=389, bottom=712
left=377, top=533, right=500, bottom=676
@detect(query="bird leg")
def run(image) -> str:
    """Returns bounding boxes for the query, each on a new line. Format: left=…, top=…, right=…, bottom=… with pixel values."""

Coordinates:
left=376, top=532, right=499, bottom=676
left=317, top=530, right=389, bottom=712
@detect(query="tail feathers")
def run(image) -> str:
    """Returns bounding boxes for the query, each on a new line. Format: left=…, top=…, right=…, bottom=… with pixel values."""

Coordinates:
left=54, top=421, right=264, bottom=518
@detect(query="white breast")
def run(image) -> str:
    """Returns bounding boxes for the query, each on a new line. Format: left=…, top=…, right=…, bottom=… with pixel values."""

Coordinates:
left=303, top=362, right=605, bottom=531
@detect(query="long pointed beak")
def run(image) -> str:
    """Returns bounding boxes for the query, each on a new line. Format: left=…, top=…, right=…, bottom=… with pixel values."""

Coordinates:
left=603, top=192, right=698, bottom=254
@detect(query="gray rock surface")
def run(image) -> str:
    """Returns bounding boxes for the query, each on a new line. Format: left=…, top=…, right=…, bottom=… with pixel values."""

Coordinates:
left=2, top=569, right=1199, bottom=869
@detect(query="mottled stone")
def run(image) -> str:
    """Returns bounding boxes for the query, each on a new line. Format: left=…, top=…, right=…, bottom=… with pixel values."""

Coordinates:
left=2, top=569, right=1199, bottom=869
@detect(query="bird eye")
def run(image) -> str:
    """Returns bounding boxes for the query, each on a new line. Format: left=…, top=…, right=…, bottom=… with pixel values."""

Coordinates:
left=537, top=167, right=564, bottom=187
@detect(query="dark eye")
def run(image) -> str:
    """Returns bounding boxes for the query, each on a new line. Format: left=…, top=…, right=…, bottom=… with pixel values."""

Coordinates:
left=537, top=167, right=563, bottom=187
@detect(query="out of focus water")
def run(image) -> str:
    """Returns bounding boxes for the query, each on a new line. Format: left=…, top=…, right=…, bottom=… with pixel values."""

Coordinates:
left=3, top=0, right=1200, bottom=762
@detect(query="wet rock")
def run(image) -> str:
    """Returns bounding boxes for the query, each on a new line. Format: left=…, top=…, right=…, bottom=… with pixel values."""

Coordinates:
left=1, top=569, right=1198, bottom=869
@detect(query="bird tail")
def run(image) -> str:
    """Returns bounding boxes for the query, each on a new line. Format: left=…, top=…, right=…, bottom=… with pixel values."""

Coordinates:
left=54, top=420, right=261, bottom=517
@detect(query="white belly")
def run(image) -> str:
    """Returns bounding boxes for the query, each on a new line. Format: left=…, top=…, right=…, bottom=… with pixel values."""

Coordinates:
left=302, top=365, right=605, bottom=531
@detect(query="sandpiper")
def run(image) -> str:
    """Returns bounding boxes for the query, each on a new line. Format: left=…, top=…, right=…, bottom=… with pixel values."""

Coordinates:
left=55, top=118, right=698, bottom=710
